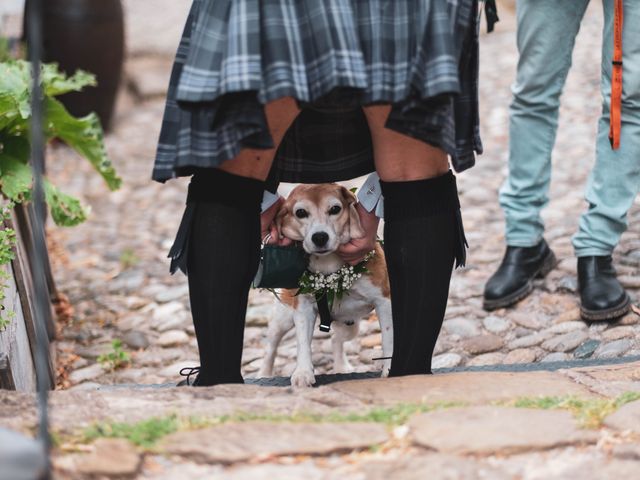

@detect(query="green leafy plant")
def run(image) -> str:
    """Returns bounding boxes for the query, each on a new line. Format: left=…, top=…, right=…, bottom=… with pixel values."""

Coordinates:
left=97, top=339, right=131, bottom=371
left=0, top=200, right=16, bottom=330
left=0, top=59, right=121, bottom=226
left=119, top=248, right=140, bottom=270
left=0, top=59, right=121, bottom=326
left=0, top=38, right=9, bottom=63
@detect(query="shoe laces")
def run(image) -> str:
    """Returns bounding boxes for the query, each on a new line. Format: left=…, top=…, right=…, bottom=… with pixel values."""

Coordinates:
left=179, top=366, right=200, bottom=386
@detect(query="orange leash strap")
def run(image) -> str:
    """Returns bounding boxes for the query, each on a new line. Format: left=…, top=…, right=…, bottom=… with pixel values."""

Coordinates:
left=609, top=0, right=624, bottom=150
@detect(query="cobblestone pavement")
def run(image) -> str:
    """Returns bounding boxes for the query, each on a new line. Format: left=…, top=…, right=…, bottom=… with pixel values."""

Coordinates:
left=27, top=1, right=639, bottom=389
left=2, top=362, right=640, bottom=479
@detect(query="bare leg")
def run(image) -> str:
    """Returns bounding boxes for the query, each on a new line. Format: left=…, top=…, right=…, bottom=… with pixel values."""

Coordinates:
left=219, top=97, right=300, bottom=180
left=363, top=105, right=449, bottom=181
left=363, top=105, right=461, bottom=376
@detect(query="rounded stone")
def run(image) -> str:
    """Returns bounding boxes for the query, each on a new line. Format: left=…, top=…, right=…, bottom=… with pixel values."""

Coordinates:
left=601, top=326, right=636, bottom=342
left=432, top=353, right=462, bottom=369
left=541, top=330, right=588, bottom=353
left=69, top=363, right=106, bottom=384
left=503, top=349, right=537, bottom=365
left=543, top=321, right=587, bottom=335
left=552, top=308, right=582, bottom=324
left=467, top=352, right=505, bottom=367
left=156, top=330, right=189, bottom=347
left=482, top=316, right=511, bottom=334
left=462, top=334, right=504, bottom=355
left=154, top=284, right=189, bottom=303
left=443, top=318, right=481, bottom=339
left=122, top=330, right=150, bottom=350
left=508, top=312, right=542, bottom=330
left=618, top=312, right=639, bottom=325
left=595, top=339, right=633, bottom=359
left=573, top=339, right=601, bottom=359
left=540, top=352, right=569, bottom=363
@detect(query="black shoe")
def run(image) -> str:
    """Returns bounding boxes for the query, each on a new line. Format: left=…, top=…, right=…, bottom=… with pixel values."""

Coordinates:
left=578, top=256, right=630, bottom=322
left=177, top=366, right=201, bottom=387
left=483, top=239, right=557, bottom=311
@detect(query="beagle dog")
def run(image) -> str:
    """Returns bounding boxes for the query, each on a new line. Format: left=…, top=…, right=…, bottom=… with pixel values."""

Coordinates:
left=258, top=184, right=393, bottom=387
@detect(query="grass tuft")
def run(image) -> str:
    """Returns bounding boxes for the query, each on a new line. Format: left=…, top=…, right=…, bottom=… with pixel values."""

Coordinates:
left=500, top=391, right=640, bottom=429
left=77, top=401, right=463, bottom=449
left=83, top=415, right=180, bottom=448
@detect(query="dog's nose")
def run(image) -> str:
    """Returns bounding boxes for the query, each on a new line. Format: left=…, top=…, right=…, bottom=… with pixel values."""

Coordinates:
left=311, top=232, right=329, bottom=247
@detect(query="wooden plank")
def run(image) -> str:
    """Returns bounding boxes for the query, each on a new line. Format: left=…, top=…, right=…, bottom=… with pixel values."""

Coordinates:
left=0, top=353, right=17, bottom=390
left=0, top=259, right=36, bottom=391
left=8, top=208, right=55, bottom=389
left=13, top=204, right=56, bottom=341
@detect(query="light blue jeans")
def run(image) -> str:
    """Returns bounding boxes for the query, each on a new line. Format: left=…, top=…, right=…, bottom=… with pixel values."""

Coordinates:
left=499, top=0, right=640, bottom=257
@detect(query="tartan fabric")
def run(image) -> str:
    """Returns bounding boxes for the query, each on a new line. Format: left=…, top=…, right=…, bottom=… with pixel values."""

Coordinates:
left=153, top=0, right=482, bottom=184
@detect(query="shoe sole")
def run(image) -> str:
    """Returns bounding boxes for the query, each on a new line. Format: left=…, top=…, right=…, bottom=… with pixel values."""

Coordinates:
left=580, top=294, right=631, bottom=322
left=483, top=249, right=558, bottom=311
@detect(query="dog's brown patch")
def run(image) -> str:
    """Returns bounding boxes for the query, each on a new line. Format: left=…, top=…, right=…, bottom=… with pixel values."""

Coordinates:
left=368, top=243, right=391, bottom=298
left=279, top=289, right=299, bottom=309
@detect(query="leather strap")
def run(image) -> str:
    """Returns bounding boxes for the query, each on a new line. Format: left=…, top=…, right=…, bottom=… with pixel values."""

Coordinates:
left=609, top=0, right=624, bottom=150
left=316, top=294, right=333, bottom=332
left=484, top=0, right=499, bottom=33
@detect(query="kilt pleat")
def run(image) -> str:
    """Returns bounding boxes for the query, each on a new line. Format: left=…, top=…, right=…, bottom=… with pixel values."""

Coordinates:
left=153, top=0, right=482, bottom=184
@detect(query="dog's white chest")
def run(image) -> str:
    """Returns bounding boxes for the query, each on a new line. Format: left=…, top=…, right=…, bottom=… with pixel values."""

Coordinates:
left=302, top=276, right=380, bottom=324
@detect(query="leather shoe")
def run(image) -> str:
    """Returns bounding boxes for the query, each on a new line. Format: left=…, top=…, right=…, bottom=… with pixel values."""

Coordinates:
left=483, top=239, right=557, bottom=311
left=578, top=256, right=630, bottom=322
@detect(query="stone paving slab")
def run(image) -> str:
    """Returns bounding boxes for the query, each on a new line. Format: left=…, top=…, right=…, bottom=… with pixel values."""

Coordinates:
left=330, top=370, right=598, bottom=406
left=161, top=422, right=389, bottom=464
left=0, top=364, right=618, bottom=435
left=408, top=407, right=598, bottom=455
left=360, top=454, right=511, bottom=480
left=559, top=361, right=640, bottom=397
left=552, top=459, right=640, bottom=480
left=0, top=384, right=365, bottom=434
left=603, top=400, right=640, bottom=435
left=66, top=438, right=142, bottom=478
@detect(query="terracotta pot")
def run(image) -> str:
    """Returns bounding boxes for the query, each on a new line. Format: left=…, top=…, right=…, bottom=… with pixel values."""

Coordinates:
left=30, top=0, right=125, bottom=131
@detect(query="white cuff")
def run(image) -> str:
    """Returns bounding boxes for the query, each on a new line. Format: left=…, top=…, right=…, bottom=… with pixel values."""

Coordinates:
left=357, top=173, right=385, bottom=218
left=261, top=190, right=280, bottom=213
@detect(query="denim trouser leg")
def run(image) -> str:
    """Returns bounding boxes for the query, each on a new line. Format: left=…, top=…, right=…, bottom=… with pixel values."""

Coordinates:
left=573, top=0, right=640, bottom=257
left=499, top=0, right=589, bottom=247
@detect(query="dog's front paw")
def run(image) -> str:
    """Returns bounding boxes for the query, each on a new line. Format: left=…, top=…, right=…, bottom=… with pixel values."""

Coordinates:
left=290, top=369, right=316, bottom=388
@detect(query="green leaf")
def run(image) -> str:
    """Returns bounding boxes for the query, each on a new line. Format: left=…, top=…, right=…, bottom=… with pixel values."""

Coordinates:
left=0, top=61, right=32, bottom=123
left=43, top=179, right=89, bottom=227
left=0, top=133, right=30, bottom=163
left=42, top=64, right=97, bottom=97
left=0, top=153, right=32, bottom=202
left=44, top=97, right=121, bottom=191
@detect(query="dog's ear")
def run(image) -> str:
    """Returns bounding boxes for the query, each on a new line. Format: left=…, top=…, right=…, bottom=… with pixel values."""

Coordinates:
left=339, top=186, right=365, bottom=240
left=274, top=200, right=289, bottom=240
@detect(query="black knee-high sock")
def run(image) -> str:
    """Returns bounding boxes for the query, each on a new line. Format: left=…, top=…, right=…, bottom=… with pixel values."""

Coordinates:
left=380, top=171, right=467, bottom=376
left=185, top=169, right=264, bottom=386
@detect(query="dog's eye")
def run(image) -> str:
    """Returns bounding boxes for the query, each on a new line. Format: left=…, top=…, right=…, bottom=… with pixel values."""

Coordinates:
left=328, top=205, right=342, bottom=215
left=295, top=209, right=308, bottom=219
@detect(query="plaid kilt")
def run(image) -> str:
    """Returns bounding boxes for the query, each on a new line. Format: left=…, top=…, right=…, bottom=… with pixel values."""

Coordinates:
left=153, top=0, right=482, bottom=184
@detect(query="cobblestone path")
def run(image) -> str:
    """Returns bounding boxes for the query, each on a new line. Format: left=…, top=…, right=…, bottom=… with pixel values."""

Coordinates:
left=27, top=1, right=640, bottom=388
